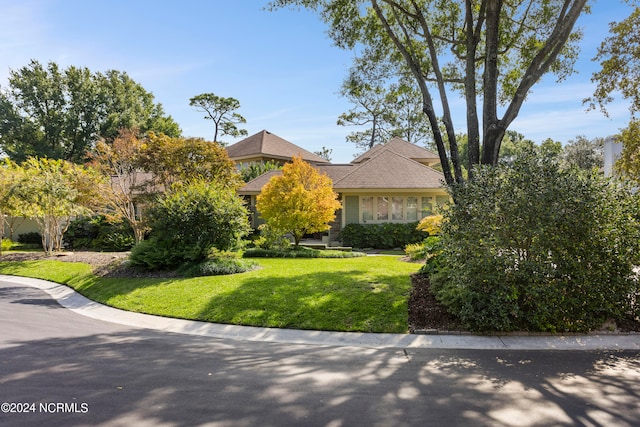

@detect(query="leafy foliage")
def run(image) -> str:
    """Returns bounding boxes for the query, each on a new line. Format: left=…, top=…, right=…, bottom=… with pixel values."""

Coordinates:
left=614, top=118, right=640, bottom=183
left=590, top=6, right=640, bottom=115
left=64, top=215, right=135, bottom=251
left=432, top=149, right=640, bottom=332
left=13, top=157, right=107, bottom=253
left=243, top=247, right=365, bottom=258
left=0, top=60, right=180, bottom=163
left=138, top=131, right=240, bottom=190
left=256, top=156, right=341, bottom=246
left=129, top=180, right=250, bottom=270
left=239, top=160, right=282, bottom=183
left=188, top=93, right=248, bottom=143
left=339, top=222, right=424, bottom=249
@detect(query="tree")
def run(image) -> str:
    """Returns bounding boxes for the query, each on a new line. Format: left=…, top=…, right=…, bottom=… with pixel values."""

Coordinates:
left=138, top=132, right=241, bottom=190
left=0, top=60, right=180, bottom=163
left=561, top=135, right=604, bottom=171
left=614, top=118, right=640, bottom=182
left=314, top=146, right=333, bottom=162
left=590, top=6, right=640, bottom=116
left=129, top=179, right=251, bottom=270
left=0, top=159, right=23, bottom=253
left=15, top=157, right=107, bottom=254
left=89, top=129, right=149, bottom=244
left=239, top=160, right=282, bottom=183
left=338, top=56, right=433, bottom=153
left=337, top=64, right=399, bottom=151
left=256, top=156, right=341, bottom=246
left=189, top=93, right=248, bottom=143
left=271, top=0, right=587, bottom=185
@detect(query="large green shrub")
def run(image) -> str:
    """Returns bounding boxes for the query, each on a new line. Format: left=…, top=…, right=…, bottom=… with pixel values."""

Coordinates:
left=129, top=180, right=251, bottom=270
left=432, top=150, right=640, bottom=332
left=340, top=222, right=424, bottom=249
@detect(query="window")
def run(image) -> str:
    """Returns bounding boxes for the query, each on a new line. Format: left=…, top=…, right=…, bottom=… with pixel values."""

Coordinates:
left=362, top=197, right=373, bottom=221
left=392, top=197, right=403, bottom=220
left=377, top=197, right=388, bottom=220
left=407, top=197, right=418, bottom=221
left=422, top=197, right=434, bottom=217
left=360, top=195, right=440, bottom=222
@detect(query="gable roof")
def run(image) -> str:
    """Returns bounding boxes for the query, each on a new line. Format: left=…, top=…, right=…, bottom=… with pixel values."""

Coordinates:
left=226, top=130, right=329, bottom=164
left=352, top=137, right=439, bottom=165
left=332, top=149, right=444, bottom=189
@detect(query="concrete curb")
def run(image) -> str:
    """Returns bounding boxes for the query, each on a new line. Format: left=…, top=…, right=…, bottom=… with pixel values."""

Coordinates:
left=2, top=274, right=639, bottom=350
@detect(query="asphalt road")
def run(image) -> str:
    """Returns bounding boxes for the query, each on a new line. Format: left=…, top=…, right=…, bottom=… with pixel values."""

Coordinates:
left=1, top=280, right=640, bottom=427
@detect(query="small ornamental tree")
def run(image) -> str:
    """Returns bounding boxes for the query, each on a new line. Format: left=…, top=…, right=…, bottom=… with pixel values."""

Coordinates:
left=16, top=157, right=107, bottom=254
left=89, top=128, right=149, bottom=244
left=256, top=156, right=341, bottom=246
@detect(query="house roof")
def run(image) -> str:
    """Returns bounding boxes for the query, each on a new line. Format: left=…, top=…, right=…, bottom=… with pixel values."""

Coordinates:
left=332, top=149, right=444, bottom=190
left=240, top=147, right=444, bottom=194
left=226, top=130, right=330, bottom=164
left=351, top=137, right=439, bottom=165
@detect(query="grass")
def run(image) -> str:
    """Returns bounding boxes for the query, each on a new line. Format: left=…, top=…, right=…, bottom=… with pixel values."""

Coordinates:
left=0, top=256, right=421, bottom=333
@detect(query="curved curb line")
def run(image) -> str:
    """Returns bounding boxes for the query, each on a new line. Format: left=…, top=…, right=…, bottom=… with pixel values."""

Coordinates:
left=2, top=274, right=639, bottom=351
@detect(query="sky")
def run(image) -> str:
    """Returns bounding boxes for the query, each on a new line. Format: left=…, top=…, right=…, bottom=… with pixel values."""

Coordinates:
left=0, top=0, right=636, bottom=163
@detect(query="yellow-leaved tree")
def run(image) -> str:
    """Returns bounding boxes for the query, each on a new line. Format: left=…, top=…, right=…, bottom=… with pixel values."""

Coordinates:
left=256, top=156, right=341, bottom=247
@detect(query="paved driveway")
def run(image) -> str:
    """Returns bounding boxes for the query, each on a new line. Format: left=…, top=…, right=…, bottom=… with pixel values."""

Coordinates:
left=1, top=279, right=640, bottom=426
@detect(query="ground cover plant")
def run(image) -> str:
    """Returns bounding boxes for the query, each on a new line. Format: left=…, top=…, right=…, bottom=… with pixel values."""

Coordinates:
left=0, top=255, right=420, bottom=333
left=243, top=246, right=365, bottom=258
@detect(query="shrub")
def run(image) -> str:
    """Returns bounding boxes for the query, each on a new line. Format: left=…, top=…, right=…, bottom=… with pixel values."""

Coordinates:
left=180, top=257, right=257, bottom=277
left=129, top=180, right=250, bottom=271
left=251, top=223, right=291, bottom=250
left=65, top=215, right=135, bottom=251
left=17, top=232, right=42, bottom=245
left=243, top=247, right=366, bottom=258
left=1, top=238, right=12, bottom=252
left=431, top=149, right=640, bottom=332
left=340, top=222, right=424, bottom=249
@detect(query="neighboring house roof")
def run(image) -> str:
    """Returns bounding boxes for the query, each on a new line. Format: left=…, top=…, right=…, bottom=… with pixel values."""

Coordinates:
left=226, top=130, right=330, bottom=164
left=352, top=137, right=440, bottom=166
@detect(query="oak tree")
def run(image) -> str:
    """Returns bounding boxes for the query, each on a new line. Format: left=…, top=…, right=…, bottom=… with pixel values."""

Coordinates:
left=271, top=0, right=588, bottom=185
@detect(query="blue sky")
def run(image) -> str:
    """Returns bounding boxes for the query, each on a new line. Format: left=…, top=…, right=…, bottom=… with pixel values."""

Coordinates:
left=0, top=0, right=635, bottom=163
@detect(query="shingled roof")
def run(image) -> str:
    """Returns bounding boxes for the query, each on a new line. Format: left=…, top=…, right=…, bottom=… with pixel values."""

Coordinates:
left=240, top=144, right=444, bottom=193
left=226, top=130, right=329, bottom=164
left=332, top=149, right=444, bottom=189
left=352, top=137, right=439, bottom=165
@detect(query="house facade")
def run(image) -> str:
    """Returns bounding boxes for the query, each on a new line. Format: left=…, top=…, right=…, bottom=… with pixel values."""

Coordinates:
left=226, top=131, right=449, bottom=243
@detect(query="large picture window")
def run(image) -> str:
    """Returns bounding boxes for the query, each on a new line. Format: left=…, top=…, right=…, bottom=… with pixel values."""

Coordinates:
left=360, top=195, right=442, bottom=223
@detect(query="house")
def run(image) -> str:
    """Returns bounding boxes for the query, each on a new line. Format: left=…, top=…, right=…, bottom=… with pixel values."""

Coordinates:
left=228, top=131, right=449, bottom=243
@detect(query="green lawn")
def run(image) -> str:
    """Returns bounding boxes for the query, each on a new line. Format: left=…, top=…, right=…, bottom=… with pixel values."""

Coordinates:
left=0, top=256, right=421, bottom=333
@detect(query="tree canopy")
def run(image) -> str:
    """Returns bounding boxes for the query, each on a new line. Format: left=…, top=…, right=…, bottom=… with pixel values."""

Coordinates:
left=256, top=156, right=341, bottom=246
left=590, top=5, right=640, bottom=116
left=0, top=60, right=181, bottom=163
left=189, top=93, right=248, bottom=143
left=271, top=0, right=588, bottom=185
